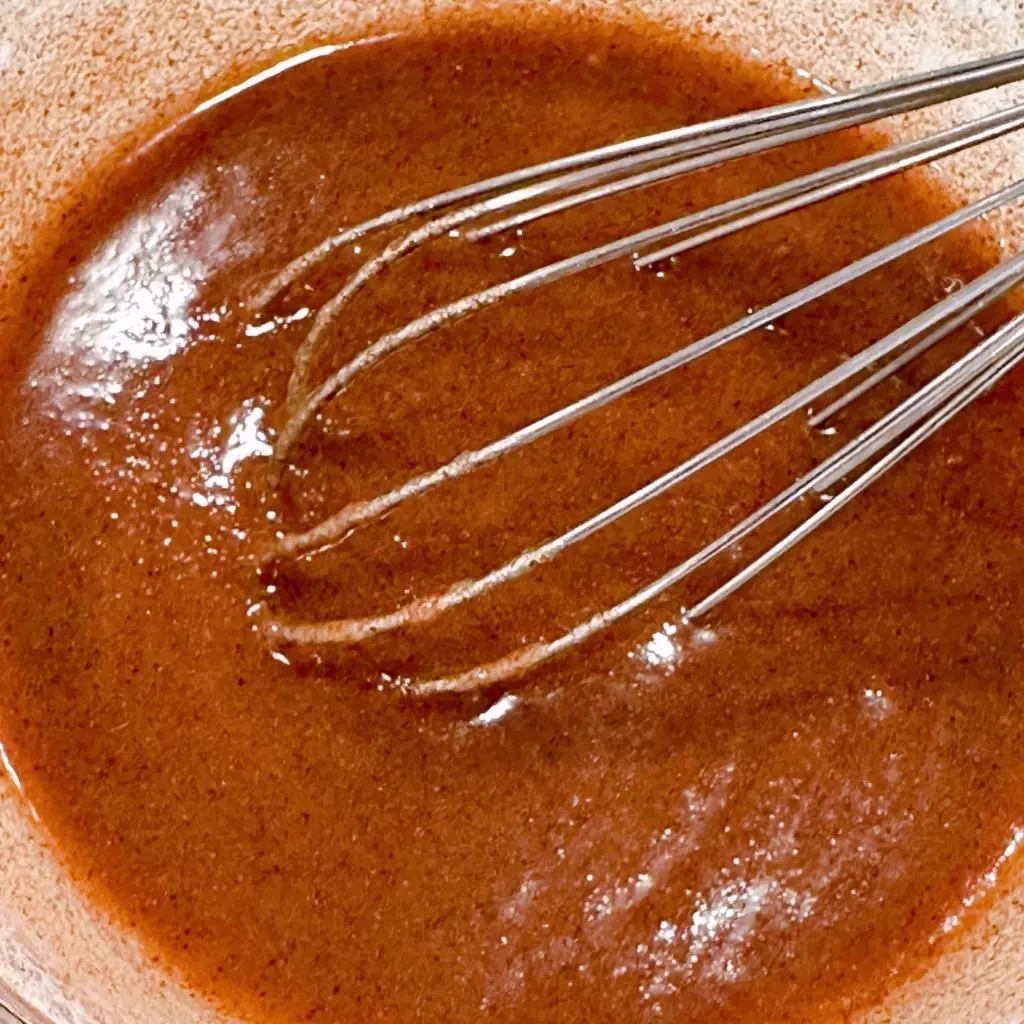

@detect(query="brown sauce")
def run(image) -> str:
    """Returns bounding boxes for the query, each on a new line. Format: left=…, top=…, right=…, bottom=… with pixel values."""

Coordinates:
left=3, top=14, right=1024, bottom=1023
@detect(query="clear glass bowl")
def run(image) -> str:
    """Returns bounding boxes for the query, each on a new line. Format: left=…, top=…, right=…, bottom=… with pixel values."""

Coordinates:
left=2, top=0, right=1023, bottom=1020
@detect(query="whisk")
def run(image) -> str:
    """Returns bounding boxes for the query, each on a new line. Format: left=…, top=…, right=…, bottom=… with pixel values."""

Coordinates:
left=259, top=48, right=1024, bottom=695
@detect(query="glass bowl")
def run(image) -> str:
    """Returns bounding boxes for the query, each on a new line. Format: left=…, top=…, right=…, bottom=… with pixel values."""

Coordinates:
left=1, top=0, right=1023, bottom=1020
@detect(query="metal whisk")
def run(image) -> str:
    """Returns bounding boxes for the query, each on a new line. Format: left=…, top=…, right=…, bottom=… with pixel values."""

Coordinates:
left=259, top=48, right=1024, bottom=695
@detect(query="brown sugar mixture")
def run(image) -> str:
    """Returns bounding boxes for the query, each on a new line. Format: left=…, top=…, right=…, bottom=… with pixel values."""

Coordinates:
left=4, top=14, right=1024, bottom=1024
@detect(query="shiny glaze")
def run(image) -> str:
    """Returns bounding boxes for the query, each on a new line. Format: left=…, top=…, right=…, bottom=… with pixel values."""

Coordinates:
left=2, top=17, right=1024, bottom=1024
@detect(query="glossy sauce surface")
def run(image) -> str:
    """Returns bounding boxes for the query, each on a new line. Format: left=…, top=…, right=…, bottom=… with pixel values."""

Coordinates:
left=3, top=17, right=1024, bottom=1024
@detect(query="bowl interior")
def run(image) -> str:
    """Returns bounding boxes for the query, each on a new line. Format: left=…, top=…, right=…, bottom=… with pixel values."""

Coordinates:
left=2, top=0, right=1024, bottom=1021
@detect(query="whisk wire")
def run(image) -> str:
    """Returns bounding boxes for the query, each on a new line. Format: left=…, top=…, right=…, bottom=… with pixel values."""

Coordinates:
left=264, top=49, right=1024, bottom=693
left=274, top=101, right=1024, bottom=468
left=403, top=307, right=1024, bottom=695
left=255, top=47, right=1024, bottom=311
left=688, top=312, right=1024, bottom=620
left=274, top=249, right=1024, bottom=665
left=276, top=177, right=1024, bottom=557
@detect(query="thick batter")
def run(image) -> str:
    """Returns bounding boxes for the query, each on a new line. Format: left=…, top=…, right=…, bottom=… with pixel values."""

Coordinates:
left=3, top=14, right=1024, bottom=1024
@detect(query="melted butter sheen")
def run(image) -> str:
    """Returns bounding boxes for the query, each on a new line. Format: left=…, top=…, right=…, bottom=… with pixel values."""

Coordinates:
left=3, top=17, right=1024, bottom=1024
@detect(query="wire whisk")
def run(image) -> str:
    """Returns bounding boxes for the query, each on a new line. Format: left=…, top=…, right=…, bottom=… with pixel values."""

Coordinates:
left=258, top=47, right=1024, bottom=695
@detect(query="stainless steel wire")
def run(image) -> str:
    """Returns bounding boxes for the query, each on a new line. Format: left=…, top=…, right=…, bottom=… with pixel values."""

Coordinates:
left=262, top=48, right=1024, bottom=694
